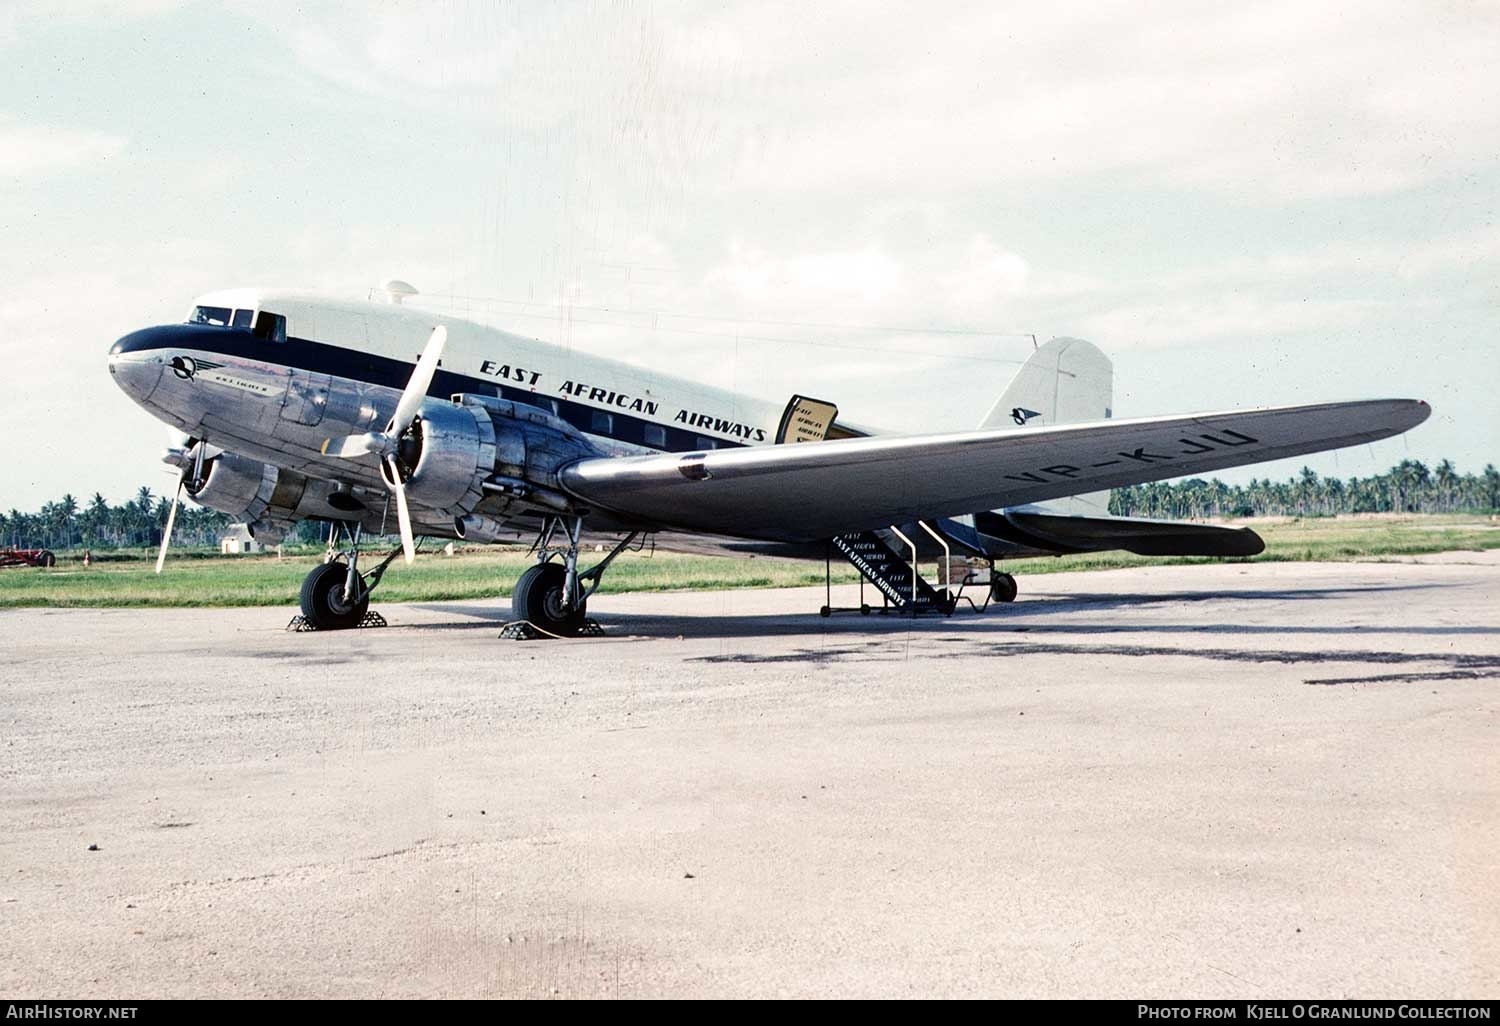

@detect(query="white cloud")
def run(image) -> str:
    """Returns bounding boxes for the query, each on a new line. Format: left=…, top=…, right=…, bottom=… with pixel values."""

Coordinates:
left=0, top=0, right=187, bottom=49
left=708, top=1, right=1500, bottom=202
left=0, top=116, right=126, bottom=180
left=939, top=237, right=1030, bottom=315
left=1077, top=296, right=1395, bottom=350
left=230, top=1, right=1500, bottom=205
left=705, top=242, right=907, bottom=313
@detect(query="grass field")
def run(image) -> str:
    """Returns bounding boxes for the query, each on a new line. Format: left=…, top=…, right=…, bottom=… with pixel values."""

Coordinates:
left=0, top=514, right=1495, bottom=609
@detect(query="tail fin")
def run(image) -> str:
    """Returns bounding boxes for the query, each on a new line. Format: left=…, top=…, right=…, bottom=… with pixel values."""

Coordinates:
left=981, top=337, right=1113, bottom=515
left=980, top=336, right=1112, bottom=431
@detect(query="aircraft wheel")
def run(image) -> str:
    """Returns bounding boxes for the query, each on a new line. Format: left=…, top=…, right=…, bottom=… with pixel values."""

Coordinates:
left=299, top=562, right=369, bottom=629
left=860, top=603, right=871, bottom=616
left=990, top=573, right=1018, bottom=604
left=512, top=562, right=587, bottom=636
left=819, top=605, right=831, bottom=618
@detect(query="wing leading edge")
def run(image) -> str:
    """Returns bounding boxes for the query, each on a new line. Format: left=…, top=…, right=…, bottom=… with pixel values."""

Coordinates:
left=558, top=399, right=1429, bottom=542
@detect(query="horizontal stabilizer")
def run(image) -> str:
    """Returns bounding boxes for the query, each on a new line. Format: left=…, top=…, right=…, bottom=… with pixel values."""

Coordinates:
left=559, top=399, right=1429, bottom=542
left=979, top=510, right=1264, bottom=557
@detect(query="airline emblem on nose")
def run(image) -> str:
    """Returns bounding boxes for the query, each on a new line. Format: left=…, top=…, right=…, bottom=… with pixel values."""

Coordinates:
left=1011, top=407, right=1041, bottom=426
left=170, top=356, right=223, bottom=381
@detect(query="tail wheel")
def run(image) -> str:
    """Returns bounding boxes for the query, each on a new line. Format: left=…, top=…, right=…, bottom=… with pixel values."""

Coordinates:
left=512, top=562, right=587, bottom=636
left=990, top=572, right=1018, bottom=604
left=299, top=561, right=369, bottom=630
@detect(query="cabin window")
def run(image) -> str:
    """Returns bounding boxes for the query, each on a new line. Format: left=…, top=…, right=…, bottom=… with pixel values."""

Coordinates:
left=590, top=411, right=614, bottom=435
left=643, top=424, right=667, bottom=449
left=253, top=311, right=287, bottom=344
left=694, top=436, right=719, bottom=450
left=231, top=309, right=253, bottom=329
left=189, top=305, right=232, bottom=326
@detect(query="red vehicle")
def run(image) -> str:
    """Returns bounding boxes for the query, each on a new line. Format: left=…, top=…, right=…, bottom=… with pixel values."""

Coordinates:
left=0, top=549, right=56, bottom=568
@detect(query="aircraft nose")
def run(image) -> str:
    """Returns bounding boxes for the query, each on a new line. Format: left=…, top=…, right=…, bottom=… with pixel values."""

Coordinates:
left=107, top=329, right=165, bottom=403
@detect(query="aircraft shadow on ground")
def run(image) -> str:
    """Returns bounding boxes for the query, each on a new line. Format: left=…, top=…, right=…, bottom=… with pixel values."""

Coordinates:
left=387, top=580, right=1500, bottom=684
left=402, top=581, right=1490, bottom=644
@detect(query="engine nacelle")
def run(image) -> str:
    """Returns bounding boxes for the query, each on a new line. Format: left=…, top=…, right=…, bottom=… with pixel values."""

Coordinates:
left=384, top=393, right=601, bottom=522
left=188, top=452, right=389, bottom=544
left=187, top=451, right=279, bottom=524
left=458, top=393, right=599, bottom=499
left=382, top=401, right=496, bottom=517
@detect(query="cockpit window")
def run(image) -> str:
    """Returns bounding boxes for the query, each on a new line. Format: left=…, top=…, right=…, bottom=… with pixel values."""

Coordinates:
left=253, top=311, right=287, bottom=344
left=189, top=305, right=232, bottom=326
left=231, top=308, right=253, bottom=329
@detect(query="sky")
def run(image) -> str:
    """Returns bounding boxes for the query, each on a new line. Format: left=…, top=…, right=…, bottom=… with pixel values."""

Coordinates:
left=2, top=0, right=1496, bottom=510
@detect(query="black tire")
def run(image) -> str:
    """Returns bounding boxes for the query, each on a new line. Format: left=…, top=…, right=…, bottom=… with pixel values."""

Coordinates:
left=299, top=562, right=369, bottom=630
left=860, top=603, right=871, bottom=616
left=39, top=551, right=55, bottom=568
left=511, top=562, right=586, bottom=636
left=990, top=572, right=1018, bottom=604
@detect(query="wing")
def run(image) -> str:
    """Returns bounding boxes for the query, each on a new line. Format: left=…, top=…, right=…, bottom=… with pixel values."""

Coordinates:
left=558, top=399, right=1429, bottom=542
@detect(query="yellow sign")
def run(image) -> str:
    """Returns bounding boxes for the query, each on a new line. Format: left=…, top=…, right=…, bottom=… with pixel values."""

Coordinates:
left=776, top=395, right=840, bottom=444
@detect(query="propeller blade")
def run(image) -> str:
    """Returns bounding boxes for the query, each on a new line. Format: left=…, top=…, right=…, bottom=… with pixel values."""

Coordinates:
left=319, top=325, right=446, bottom=461
left=389, top=325, right=447, bottom=438
left=321, top=432, right=386, bottom=459
left=388, top=455, right=416, bottom=564
left=155, top=473, right=183, bottom=575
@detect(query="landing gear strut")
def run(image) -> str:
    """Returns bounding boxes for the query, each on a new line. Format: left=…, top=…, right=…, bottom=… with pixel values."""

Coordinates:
left=511, top=516, right=638, bottom=636
left=297, top=522, right=403, bottom=630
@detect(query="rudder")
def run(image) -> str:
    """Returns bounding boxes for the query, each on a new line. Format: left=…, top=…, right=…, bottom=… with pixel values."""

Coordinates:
left=980, top=337, right=1113, bottom=515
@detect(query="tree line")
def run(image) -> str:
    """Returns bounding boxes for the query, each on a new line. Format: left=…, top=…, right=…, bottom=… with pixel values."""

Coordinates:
left=2, top=489, right=234, bottom=551
left=3, top=458, right=1495, bottom=552
left=1111, top=460, right=1500, bottom=520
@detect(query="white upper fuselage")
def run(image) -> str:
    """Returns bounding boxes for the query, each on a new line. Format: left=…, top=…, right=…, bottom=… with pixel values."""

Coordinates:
left=192, top=287, right=790, bottom=450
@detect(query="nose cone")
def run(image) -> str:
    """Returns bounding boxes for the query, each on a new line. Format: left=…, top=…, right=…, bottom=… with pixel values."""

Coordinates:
left=108, top=328, right=166, bottom=404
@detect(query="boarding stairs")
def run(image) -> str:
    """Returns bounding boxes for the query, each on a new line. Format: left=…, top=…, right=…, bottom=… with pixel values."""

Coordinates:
left=827, top=523, right=960, bottom=616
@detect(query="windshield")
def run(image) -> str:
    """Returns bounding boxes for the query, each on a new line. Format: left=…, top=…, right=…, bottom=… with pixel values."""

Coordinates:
left=188, top=305, right=233, bottom=326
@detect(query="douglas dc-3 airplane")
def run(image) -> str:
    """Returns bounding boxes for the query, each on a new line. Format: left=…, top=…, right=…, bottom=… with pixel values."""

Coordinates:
left=108, top=280, right=1429, bottom=634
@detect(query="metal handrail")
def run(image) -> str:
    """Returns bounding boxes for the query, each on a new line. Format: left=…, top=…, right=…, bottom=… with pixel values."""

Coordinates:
left=887, top=524, right=918, bottom=604
left=917, top=520, right=950, bottom=593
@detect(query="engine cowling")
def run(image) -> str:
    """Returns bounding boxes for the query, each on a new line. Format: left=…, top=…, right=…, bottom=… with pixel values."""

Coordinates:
left=187, top=452, right=385, bottom=544
left=186, top=451, right=279, bottom=524
left=380, top=400, right=495, bottom=517
left=386, top=393, right=602, bottom=532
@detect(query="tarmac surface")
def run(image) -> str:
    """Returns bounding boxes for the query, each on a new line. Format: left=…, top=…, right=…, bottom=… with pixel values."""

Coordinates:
left=2, top=555, right=1496, bottom=998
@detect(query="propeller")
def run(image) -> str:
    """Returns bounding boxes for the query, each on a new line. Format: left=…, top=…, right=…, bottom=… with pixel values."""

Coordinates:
left=155, top=439, right=207, bottom=574
left=321, top=325, right=447, bottom=563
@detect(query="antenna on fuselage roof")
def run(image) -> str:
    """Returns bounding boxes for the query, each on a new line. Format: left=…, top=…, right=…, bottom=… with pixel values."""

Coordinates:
left=380, top=279, right=419, bottom=305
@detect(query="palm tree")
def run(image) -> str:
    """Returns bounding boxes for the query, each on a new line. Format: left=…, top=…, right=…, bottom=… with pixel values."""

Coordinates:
left=82, top=493, right=111, bottom=546
left=1434, top=460, right=1457, bottom=512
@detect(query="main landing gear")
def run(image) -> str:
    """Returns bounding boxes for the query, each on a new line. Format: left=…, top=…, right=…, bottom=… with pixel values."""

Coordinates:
left=511, top=516, right=638, bottom=637
left=297, top=522, right=403, bottom=630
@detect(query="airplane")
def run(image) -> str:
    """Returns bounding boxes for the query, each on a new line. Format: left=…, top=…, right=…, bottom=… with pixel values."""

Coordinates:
left=107, top=279, right=1430, bottom=635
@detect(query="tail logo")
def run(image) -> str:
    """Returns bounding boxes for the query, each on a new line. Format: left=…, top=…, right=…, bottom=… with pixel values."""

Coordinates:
left=1011, top=407, right=1041, bottom=426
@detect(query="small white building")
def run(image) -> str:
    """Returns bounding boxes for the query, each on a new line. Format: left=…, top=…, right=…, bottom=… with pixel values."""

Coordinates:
left=219, top=524, right=262, bottom=555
